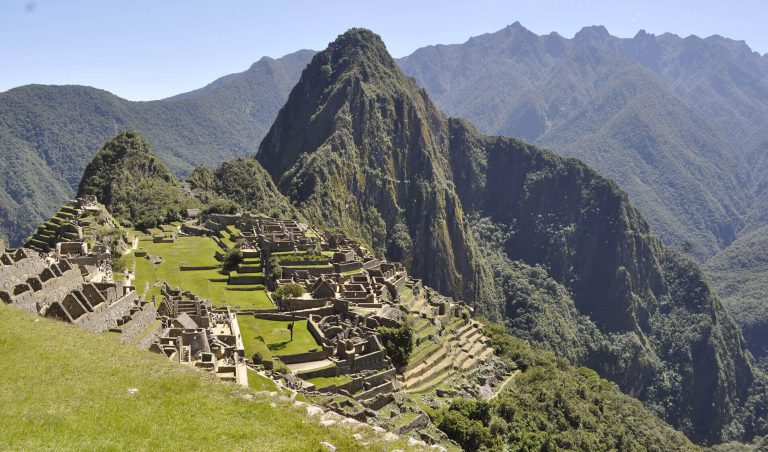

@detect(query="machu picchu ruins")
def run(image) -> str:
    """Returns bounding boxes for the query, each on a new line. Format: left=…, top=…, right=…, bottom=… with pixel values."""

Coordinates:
left=1, top=195, right=513, bottom=449
left=8, top=14, right=767, bottom=449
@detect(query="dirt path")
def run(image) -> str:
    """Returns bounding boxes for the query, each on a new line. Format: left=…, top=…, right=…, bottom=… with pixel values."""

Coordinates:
left=489, top=370, right=521, bottom=400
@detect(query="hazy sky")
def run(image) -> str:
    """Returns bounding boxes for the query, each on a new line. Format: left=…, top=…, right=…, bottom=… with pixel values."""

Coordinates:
left=2, top=0, right=766, bottom=100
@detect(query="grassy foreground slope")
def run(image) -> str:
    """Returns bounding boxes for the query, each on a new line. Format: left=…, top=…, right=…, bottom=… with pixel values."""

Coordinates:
left=0, top=305, right=398, bottom=451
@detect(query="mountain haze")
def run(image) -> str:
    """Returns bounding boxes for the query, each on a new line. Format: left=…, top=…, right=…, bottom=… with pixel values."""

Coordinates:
left=706, top=224, right=768, bottom=371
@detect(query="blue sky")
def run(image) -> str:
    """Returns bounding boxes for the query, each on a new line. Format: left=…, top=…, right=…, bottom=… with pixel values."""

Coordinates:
left=2, top=0, right=766, bottom=100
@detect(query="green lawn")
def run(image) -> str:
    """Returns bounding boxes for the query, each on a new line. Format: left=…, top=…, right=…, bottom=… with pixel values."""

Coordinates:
left=238, top=316, right=320, bottom=357
left=213, top=288, right=272, bottom=310
left=129, top=235, right=274, bottom=308
left=237, top=315, right=274, bottom=361
left=306, top=374, right=352, bottom=389
left=341, top=269, right=363, bottom=276
left=220, top=229, right=237, bottom=248
left=0, top=305, right=398, bottom=451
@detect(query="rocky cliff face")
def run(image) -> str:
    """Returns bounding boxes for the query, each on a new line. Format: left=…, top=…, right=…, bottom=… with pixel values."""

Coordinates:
left=254, top=29, right=766, bottom=444
left=398, top=23, right=755, bottom=260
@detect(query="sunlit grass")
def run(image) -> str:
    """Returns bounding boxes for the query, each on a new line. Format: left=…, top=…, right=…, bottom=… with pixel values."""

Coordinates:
left=0, top=305, right=379, bottom=451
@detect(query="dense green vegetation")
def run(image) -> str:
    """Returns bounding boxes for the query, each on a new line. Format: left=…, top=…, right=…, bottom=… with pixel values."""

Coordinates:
left=435, top=322, right=696, bottom=451
left=706, top=225, right=768, bottom=371
left=222, top=247, right=244, bottom=272
left=76, top=131, right=199, bottom=229
left=273, top=283, right=305, bottom=301
left=210, top=157, right=299, bottom=219
left=0, top=50, right=314, bottom=246
left=0, top=304, right=395, bottom=451
left=378, top=325, right=414, bottom=369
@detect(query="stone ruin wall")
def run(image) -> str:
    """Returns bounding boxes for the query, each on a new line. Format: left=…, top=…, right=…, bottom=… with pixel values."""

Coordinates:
left=117, top=303, right=158, bottom=344
left=74, top=291, right=138, bottom=333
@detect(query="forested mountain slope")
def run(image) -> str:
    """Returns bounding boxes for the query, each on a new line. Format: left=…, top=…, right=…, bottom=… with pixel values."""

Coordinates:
left=254, top=28, right=768, bottom=445
left=398, top=22, right=763, bottom=260
left=0, top=50, right=314, bottom=246
left=706, top=225, right=768, bottom=371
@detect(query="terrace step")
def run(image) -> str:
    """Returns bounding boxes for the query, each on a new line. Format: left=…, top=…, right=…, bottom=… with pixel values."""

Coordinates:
left=405, top=341, right=442, bottom=372
left=409, top=298, right=426, bottom=314
left=453, top=322, right=473, bottom=337
left=453, top=351, right=470, bottom=370
left=403, top=354, right=453, bottom=389
left=456, top=326, right=480, bottom=344
left=460, top=356, right=478, bottom=371
left=467, top=341, right=486, bottom=358
left=403, top=346, right=449, bottom=381
left=477, top=347, right=494, bottom=361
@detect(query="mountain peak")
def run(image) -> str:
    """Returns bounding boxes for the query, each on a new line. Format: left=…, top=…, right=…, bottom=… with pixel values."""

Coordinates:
left=506, top=21, right=526, bottom=31
left=310, top=28, right=401, bottom=85
left=634, top=29, right=656, bottom=40
left=257, top=27, right=427, bottom=179
left=333, top=28, right=386, bottom=49
left=573, top=25, right=611, bottom=44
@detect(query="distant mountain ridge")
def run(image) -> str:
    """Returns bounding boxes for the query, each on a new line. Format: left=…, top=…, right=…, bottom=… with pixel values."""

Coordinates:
left=396, top=23, right=768, bottom=370
left=398, top=22, right=768, bottom=260
left=6, top=23, right=766, bottom=262
left=0, top=50, right=313, bottom=246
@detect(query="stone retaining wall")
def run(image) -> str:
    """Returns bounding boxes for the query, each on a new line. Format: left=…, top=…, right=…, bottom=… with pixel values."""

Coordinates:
left=253, top=312, right=305, bottom=321
left=364, top=367, right=396, bottom=388
left=297, top=364, right=339, bottom=380
left=118, top=303, right=158, bottom=344
left=354, top=380, right=394, bottom=401
left=179, top=265, right=219, bottom=271
left=276, top=349, right=329, bottom=364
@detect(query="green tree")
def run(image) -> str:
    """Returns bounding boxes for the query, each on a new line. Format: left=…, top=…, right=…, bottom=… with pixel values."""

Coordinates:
left=378, top=324, right=414, bottom=369
left=438, top=410, right=494, bottom=451
left=273, top=283, right=305, bottom=341
left=273, top=283, right=305, bottom=300
left=222, top=247, right=244, bottom=272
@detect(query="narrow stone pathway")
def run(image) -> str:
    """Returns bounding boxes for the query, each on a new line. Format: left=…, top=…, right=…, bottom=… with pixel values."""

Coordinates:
left=489, top=370, right=520, bottom=400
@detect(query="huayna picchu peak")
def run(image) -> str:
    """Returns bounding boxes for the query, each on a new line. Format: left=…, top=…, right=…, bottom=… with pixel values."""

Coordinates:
left=4, top=9, right=768, bottom=451
left=255, top=28, right=768, bottom=445
left=258, top=29, right=484, bottom=305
